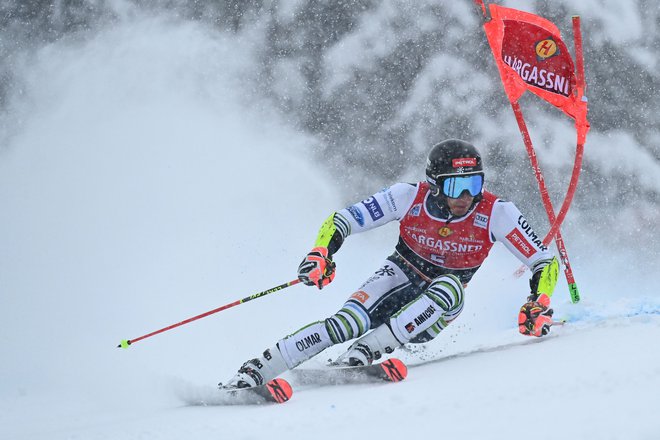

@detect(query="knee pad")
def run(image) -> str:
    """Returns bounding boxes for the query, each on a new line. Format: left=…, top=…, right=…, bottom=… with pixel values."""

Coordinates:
left=389, top=293, right=444, bottom=342
left=324, top=302, right=371, bottom=344
left=425, top=274, right=465, bottom=323
left=388, top=275, right=465, bottom=343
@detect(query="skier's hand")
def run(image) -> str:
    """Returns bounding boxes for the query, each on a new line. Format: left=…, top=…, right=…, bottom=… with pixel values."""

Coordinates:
left=297, top=247, right=336, bottom=289
left=518, top=293, right=553, bottom=337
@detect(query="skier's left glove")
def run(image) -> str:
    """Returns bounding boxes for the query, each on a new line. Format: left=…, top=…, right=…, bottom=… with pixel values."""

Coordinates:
left=518, top=293, right=553, bottom=337
left=297, top=247, right=336, bottom=290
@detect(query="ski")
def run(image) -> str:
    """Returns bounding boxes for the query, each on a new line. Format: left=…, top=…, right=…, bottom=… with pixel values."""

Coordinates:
left=183, top=378, right=293, bottom=406
left=290, top=358, right=408, bottom=387
left=181, top=359, right=406, bottom=405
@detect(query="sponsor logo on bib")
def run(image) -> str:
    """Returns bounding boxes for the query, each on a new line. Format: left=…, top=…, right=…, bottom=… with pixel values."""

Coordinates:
left=474, top=213, right=489, bottom=229
left=438, top=226, right=453, bottom=237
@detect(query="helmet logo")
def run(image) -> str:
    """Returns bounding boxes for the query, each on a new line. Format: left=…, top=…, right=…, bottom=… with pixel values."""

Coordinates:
left=452, top=158, right=477, bottom=168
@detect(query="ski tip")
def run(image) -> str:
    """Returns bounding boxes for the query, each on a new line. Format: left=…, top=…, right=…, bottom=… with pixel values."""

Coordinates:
left=117, top=339, right=131, bottom=349
left=380, top=358, right=408, bottom=382
left=265, top=378, right=293, bottom=403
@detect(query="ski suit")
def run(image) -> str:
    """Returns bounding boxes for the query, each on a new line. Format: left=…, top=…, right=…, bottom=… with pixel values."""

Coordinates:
left=273, top=182, right=554, bottom=369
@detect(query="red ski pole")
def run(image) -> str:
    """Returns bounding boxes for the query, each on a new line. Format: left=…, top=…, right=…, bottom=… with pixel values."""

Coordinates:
left=117, top=279, right=301, bottom=348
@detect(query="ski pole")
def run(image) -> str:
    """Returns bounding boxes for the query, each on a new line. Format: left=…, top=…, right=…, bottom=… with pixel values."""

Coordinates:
left=117, top=279, right=301, bottom=348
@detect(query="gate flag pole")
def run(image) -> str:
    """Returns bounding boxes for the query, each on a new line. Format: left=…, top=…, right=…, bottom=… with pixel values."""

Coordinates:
left=475, top=1, right=590, bottom=303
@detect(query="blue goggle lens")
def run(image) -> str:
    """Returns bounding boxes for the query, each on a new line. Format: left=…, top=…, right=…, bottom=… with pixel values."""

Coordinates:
left=442, top=175, right=483, bottom=198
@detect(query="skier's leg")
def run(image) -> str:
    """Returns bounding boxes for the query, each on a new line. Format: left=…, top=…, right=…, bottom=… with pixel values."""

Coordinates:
left=223, top=320, right=333, bottom=388
left=223, top=260, right=412, bottom=388
left=325, top=260, right=415, bottom=345
left=342, top=274, right=465, bottom=365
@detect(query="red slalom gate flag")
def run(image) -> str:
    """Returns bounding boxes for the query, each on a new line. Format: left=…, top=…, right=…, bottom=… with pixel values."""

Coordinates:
left=475, top=1, right=590, bottom=303
left=482, top=3, right=589, bottom=140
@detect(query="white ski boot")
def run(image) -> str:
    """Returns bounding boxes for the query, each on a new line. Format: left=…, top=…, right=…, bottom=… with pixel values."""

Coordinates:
left=221, top=345, right=288, bottom=389
left=338, top=324, right=402, bottom=366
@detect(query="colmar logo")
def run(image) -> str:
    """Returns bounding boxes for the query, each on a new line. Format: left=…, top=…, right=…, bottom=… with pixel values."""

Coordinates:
left=452, top=158, right=477, bottom=168
left=506, top=229, right=534, bottom=258
left=535, top=38, right=559, bottom=61
left=295, top=333, right=322, bottom=352
left=518, top=215, right=549, bottom=252
left=375, top=265, right=396, bottom=277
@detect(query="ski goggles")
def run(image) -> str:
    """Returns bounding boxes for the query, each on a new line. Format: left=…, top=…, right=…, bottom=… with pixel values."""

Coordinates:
left=441, top=174, right=483, bottom=198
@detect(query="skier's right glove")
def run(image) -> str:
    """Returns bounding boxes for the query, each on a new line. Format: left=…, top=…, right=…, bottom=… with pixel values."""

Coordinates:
left=297, top=246, right=336, bottom=290
left=518, top=293, right=554, bottom=337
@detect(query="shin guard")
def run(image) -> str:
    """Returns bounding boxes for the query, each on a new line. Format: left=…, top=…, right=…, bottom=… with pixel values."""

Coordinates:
left=277, top=321, right=335, bottom=369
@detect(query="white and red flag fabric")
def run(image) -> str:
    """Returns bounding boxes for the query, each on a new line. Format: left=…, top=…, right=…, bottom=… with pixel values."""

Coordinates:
left=481, top=3, right=589, bottom=142
left=474, top=1, right=590, bottom=303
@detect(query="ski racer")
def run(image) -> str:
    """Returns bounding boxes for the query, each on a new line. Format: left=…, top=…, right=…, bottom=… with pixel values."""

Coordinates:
left=223, top=139, right=559, bottom=389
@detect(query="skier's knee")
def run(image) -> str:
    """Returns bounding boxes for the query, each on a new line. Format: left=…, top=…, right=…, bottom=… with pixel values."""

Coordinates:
left=324, top=303, right=371, bottom=343
left=388, top=275, right=465, bottom=343
left=425, top=274, right=465, bottom=323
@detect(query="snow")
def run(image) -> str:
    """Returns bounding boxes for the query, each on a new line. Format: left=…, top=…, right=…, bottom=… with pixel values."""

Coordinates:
left=502, top=0, right=646, bottom=45
left=1, top=10, right=659, bottom=440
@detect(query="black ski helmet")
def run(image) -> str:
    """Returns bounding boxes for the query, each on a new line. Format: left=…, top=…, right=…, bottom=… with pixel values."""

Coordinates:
left=426, top=139, right=484, bottom=197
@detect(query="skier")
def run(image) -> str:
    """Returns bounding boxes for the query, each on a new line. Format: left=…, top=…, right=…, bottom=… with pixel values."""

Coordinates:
left=223, top=139, right=559, bottom=389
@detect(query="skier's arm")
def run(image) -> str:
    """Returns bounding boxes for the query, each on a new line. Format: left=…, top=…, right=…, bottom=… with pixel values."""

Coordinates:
left=489, top=200, right=559, bottom=337
left=315, top=182, right=418, bottom=257
left=298, top=183, right=417, bottom=289
left=489, top=200, right=557, bottom=292
left=313, top=212, right=350, bottom=257
left=528, top=257, right=559, bottom=300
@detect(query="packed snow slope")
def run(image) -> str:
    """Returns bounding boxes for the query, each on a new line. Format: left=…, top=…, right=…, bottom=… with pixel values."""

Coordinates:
left=1, top=11, right=658, bottom=440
